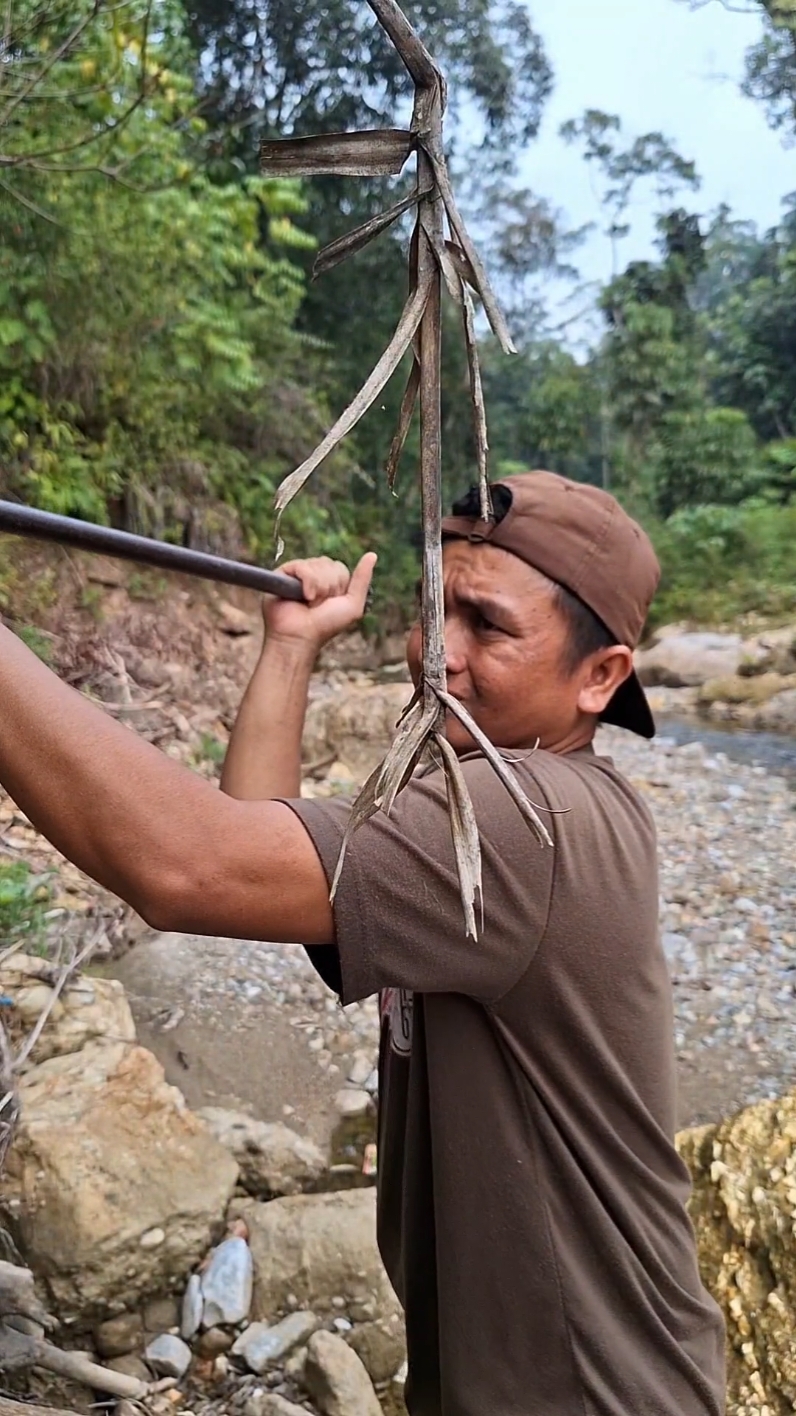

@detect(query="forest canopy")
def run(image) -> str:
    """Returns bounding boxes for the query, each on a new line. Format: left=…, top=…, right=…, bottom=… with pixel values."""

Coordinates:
left=1, top=0, right=794, bottom=629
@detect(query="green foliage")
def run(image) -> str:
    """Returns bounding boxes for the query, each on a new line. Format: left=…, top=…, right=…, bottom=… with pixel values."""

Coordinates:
left=0, top=861, right=53, bottom=949
left=0, top=0, right=323, bottom=549
left=650, top=501, right=796, bottom=628
left=15, top=625, right=54, bottom=664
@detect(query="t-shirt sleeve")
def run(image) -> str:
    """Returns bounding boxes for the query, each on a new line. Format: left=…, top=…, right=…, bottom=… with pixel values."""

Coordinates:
left=284, top=755, right=555, bottom=1006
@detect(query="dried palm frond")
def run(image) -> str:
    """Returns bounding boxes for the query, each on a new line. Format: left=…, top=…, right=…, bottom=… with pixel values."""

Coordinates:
left=261, top=0, right=553, bottom=932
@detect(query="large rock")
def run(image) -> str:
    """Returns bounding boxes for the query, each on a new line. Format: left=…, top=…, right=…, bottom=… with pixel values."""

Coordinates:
left=303, top=1330, right=382, bottom=1416
left=635, top=632, right=742, bottom=689
left=1, top=1041, right=238, bottom=1322
left=303, top=683, right=410, bottom=778
left=678, top=1090, right=796, bottom=1415
left=1, top=954, right=135, bottom=1067
left=739, top=624, right=796, bottom=678
left=196, top=1107, right=326, bottom=1199
left=756, top=688, right=796, bottom=734
left=697, top=673, right=796, bottom=709
left=230, top=1191, right=398, bottom=1322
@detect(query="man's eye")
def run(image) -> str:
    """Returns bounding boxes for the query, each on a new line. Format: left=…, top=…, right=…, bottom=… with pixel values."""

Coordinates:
left=474, top=612, right=498, bottom=633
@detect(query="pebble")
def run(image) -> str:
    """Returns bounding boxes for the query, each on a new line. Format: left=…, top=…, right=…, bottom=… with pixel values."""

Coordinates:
left=303, top=1330, right=382, bottom=1416
left=200, top=1236, right=253, bottom=1328
left=231, top=1312, right=319, bottom=1374
left=334, top=1089, right=372, bottom=1119
left=144, top=1333, right=193, bottom=1379
left=140, top=1227, right=165, bottom=1249
left=181, top=1273, right=204, bottom=1340
left=602, top=724, right=796, bottom=1121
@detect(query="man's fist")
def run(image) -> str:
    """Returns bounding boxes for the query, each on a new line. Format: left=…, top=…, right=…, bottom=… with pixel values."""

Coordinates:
left=263, top=553, right=377, bottom=652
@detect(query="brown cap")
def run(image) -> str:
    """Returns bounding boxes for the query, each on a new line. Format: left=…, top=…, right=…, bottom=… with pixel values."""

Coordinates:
left=441, top=471, right=661, bottom=739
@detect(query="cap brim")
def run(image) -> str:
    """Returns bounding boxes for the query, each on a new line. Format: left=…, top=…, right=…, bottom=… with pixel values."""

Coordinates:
left=600, top=669, right=656, bottom=740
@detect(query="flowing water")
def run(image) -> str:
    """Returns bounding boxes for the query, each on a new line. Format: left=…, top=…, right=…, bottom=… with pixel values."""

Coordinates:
left=656, top=715, right=796, bottom=782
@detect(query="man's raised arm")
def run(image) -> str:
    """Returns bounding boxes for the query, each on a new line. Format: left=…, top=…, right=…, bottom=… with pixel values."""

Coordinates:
left=0, top=615, right=344, bottom=946
left=221, top=553, right=376, bottom=801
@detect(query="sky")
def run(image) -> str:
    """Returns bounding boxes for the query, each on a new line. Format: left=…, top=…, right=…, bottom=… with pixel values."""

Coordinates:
left=522, top=0, right=794, bottom=329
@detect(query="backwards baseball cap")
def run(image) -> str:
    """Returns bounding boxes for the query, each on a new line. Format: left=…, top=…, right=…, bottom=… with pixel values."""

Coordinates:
left=441, top=470, right=661, bottom=739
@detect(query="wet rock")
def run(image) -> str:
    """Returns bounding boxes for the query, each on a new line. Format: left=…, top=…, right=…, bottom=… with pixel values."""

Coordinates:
left=635, top=632, right=742, bottom=689
left=94, top=1311, right=144, bottom=1358
left=181, top=1273, right=203, bottom=1340
left=232, top=1312, right=319, bottom=1373
left=347, top=1315, right=407, bottom=1384
left=303, top=1329, right=382, bottom=1416
left=197, top=1107, right=326, bottom=1199
left=0, top=1042, right=238, bottom=1322
left=200, top=1235, right=253, bottom=1327
left=231, top=1191, right=398, bottom=1321
left=144, top=1332, right=192, bottom=1378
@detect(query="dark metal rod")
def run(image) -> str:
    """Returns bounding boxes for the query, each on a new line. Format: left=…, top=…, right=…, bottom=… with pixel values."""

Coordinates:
left=0, top=501, right=305, bottom=602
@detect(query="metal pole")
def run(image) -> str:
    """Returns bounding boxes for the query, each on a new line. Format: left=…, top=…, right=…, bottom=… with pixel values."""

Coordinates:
left=0, top=501, right=305, bottom=601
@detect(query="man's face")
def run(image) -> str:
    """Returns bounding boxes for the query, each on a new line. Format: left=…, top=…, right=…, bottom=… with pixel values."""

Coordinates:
left=405, top=540, right=629, bottom=754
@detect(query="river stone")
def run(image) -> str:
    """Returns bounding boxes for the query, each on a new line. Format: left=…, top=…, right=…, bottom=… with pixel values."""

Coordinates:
left=231, top=1311, right=319, bottom=1373
left=347, top=1316, right=406, bottom=1384
left=145, top=1332, right=192, bottom=1378
left=303, top=1330, right=382, bottom=1416
left=197, top=1107, right=326, bottom=1199
left=231, top=1191, right=398, bottom=1321
left=94, top=1311, right=144, bottom=1358
left=0, top=1042, right=239, bottom=1322
left=181, top=1272, right=203, bottom=1340
left=635, top=632, right=742, bottom=689
left=334, top=1089, right=372, bottom=1119
left=200, top=1235, right=253, bottom=1327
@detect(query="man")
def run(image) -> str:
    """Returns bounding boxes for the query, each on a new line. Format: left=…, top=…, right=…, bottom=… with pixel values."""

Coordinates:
left=0, top=471, right=723, bottom=1415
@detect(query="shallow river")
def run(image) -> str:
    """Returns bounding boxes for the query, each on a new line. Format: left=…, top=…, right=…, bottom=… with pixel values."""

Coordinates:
left=657, top=714, right=796, bottom=782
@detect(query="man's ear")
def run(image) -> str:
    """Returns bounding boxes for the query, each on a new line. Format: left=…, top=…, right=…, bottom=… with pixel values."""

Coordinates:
left=577, top=646, right=634, bottom=717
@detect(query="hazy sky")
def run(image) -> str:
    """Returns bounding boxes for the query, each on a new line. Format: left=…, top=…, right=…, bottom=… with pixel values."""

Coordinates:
left=524, top=0, right=794, bottom=318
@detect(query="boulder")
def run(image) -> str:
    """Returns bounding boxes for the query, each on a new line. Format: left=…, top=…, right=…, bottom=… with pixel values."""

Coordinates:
left=697, top=673, right=796, bottom=709
left=739, top=624, right=796, bottom=678
left=303, top=1330, right=382, bottom=1416
left=196, top=1107, right=326, bottom=1199
left=245, top=1396, right=310, bottom=1416
left=303, top=683, right=409, bottom=779
left=635, top=632, right=742, bottom=689
left=1, top=1042, right=238, bottom=1323
left=756, top=688, right=796, bottom=735
left=230, top=1191, right=398, bottom=1322
left=94, top=1312, right=144, bottom=1359
left=0, top=955, right=135, bottom=1067
left=677, top=1090, right=796, bottom=1415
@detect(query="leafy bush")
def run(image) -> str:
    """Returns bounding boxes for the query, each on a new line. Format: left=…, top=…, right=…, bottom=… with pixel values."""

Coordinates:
left=649, top=499, right=796, bottom=627
left=0, top=861, right=53, bottom=950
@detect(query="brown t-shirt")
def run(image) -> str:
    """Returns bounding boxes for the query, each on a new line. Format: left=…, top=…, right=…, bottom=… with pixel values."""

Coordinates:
left=286, top=745, right=726, bottom=1416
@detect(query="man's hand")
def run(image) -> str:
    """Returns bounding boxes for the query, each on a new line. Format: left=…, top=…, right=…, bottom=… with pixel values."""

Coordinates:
left=265, top=553, right=377, bottom=651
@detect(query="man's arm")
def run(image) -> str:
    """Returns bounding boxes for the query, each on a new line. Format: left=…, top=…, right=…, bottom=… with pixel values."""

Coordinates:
left=0, top=622, right=338, bottom=944
left=221, top=554, right=376, bottom=801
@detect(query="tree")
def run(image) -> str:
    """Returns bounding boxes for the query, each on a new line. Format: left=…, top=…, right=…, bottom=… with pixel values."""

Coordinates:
left=0, top=0, right=327, bottom=553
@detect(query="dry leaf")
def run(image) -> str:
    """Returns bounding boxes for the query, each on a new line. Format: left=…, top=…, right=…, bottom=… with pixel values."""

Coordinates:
left=260, top=128, right=413, bottom=178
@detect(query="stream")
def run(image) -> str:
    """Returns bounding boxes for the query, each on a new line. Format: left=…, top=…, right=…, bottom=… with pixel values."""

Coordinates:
left=656, top=714, right=796, bottom=782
